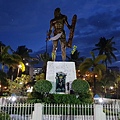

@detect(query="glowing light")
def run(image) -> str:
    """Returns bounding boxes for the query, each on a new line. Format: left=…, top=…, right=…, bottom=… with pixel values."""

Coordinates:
left=83, top=78, right=85, bottom=80
left=4, top=87, right=7, bottom=89
left=26, top=63, right=29, bottom=66
left=99, top=98, right=103, bottom=103
left=11, top=96, right=17, bottom=102
left=18, top=64, right=22, bottom=68
left=19, top=82, right=23, bottom=84
left=95, top=75, right=97, bottom=78
left=110, top=86, right=114, bottom=90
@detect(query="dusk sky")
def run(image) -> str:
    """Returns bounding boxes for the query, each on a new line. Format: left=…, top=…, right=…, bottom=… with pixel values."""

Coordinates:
left=0, top=0, right=120, bottom=67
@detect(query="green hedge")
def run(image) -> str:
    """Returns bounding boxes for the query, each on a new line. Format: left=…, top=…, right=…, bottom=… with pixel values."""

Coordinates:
left=72, top=79, right=90, bottom=94
left=28, top=79, right=93, bottom=104
left=34, top=79, right=52, bottom=93
left=0, top=112, right=11, bottom=120
left=51, top=94, right=81, bottom=104
left=28, top=93, right=93, bottom=104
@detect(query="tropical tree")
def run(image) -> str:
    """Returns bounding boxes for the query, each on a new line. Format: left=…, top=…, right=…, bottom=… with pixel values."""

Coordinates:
left=67, top=45, right=85, bottom=69
left=38, top=52, right=52, bottom=64
left=11, top=45, right=33, bottom=77
left=13, top=45, right=33, bottom=67
left=0, top=43, right=25, bottom=82
left=4, top=50, right=24, bottom=80
left=79, top=51, right=106, bottom=95
left=0, top=45, right=23, bottom=72
left=98, top=70, right=116, bottom=97
left=7, top=54, right=22, bottom=67
left=35, top=73, right=45, bottom=81
left=111, top=71, right=120, bottom=98
left=36, top=52, right=52, bottom=77
left=0, top=41, right=5, bottom=52
left=8, top=74, right=32, bottom=95
left=14, top=45, right=32, bottom=60
left=0, top=46, right=11, bottom=71
left=0, top=70, right=8, bottom=95
left=92, top=37, right=118, bottom=68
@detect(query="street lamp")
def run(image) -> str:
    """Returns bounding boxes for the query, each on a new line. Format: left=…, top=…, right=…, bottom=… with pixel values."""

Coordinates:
left=110, top=86, right=114, bottom=90
left=25, top=63, right=29, bottom=66
left=25, top=62, right=29, bottom=75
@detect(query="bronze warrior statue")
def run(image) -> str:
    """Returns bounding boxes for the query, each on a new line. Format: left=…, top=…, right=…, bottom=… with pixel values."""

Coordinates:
left=47, top=8, right=72, bottom=61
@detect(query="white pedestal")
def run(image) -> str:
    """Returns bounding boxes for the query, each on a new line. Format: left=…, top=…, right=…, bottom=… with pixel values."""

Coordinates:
left=46, top=61, right=76, bottom=93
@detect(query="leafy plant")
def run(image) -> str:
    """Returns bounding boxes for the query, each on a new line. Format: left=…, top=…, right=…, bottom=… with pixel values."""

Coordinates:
left=52, top=94, right=81, bottom=104
left=8, top=74, right=31, bottom=96
left=35, top=73, right=45, bottom=80
left=34, top=79, right=52, bottom=93
left=72, top=79, right=90, bottom=94
left=0, top=112, right=11, bottom=120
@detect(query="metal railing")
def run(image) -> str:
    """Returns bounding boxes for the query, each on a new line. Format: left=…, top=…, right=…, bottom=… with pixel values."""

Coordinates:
left=0, top=103, right=34, bottom=120
left=103, top=104, right=120, bottom=120
left=43, top=104, right=94, bottom=120
left=0, top=103, right=120, bottom=120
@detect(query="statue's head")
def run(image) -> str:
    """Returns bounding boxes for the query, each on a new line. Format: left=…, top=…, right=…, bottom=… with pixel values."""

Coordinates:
left=54, top=8, right=61, bottom=17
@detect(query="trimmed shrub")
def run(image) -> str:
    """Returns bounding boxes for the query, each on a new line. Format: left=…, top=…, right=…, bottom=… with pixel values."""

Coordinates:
left=0, top=112, right=11, bottom=120
left=78, top=91, right=93, bottom=103
left=72, top=79, right=90, bottom=94
left=34, top=79, right=52, bottom=93
left=71, top=79, right=93, bottom=103
left=52, top=94, right=81, bottom=104
left=28, top=79, right=93, bottom=104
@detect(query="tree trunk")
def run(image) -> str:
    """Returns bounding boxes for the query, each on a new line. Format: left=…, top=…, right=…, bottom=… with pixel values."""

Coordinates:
left=105, top=60, right=107, bottom=70
left=104, top=87, right=107, bottom=98
left=2, top=64, right=4, bottom=72
left=93, top=74, right=96, bottom=96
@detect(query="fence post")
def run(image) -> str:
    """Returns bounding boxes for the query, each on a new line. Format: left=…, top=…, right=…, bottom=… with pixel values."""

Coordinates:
left=31, top=103, right=43, bottom=120
left=118, top=104, right=120, bottom=119
left=94, top=104, right=106, bottom=120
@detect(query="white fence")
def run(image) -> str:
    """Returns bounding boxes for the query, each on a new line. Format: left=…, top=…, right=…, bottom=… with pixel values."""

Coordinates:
left=103, top=104, right=120, bottom=120
left=43, top=104, right=94, bottom=120
left=0, top=103, right=120, bottom=120
left=0, top=103, right=34, bottom=120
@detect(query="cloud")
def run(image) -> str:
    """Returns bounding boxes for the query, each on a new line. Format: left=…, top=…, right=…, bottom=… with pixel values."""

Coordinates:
left=88, top=13, right=113, bottom=29
left=0, top=0, right=120, bottom=65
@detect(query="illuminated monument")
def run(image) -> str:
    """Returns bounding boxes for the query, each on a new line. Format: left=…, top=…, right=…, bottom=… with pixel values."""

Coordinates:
left=46, top=8, right=77, bottom=93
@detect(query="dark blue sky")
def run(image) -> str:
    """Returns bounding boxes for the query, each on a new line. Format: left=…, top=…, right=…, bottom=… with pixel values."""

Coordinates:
left=0, top=0, right=120, bottom=66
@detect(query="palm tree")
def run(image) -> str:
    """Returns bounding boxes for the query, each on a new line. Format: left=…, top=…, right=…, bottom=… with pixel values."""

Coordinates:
left=0, top=44, right=25, bottom=80
left=67, top=45, right=85, bottom=69
left=6, top=53, right=24, bottom=80
left=0, top=41, right=5, bottom=53
left=13, top=45, right=33, bottom=75
left=5, top=54, right=22, bottom=80
left=0, top=46, right=11, bottom=71
left=37, top=52, right=52, bottom=78
left=6, top=53, right=22, bottom=67
left=111, top=71, right=120, bottom=98
left=14, top=45, right=32, bottom=62
left=79, top=51, right=106, bottom=95
left=0, top=70, right=8, bottom=95
left=99, top=70, right=116, bottom=97
left=0, top=42, right=20, bottom=68
left=0, top=43, right=25, bottom=81
left=39, top=52, right=52, bottom=64
left=92, top=37, right=118, bottom=68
